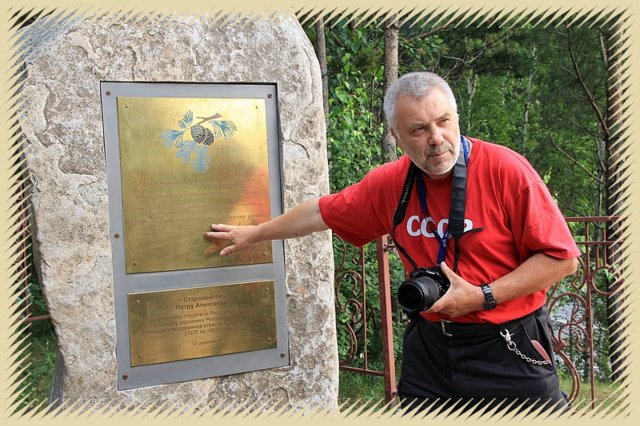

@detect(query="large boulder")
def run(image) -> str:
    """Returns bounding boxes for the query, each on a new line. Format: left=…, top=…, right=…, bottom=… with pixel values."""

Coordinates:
left=18, top=13, right=337, bottom=411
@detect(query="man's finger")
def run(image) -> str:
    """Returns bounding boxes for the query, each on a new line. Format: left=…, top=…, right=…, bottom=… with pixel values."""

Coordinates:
left=439, top=261, right=455, bottom=281
left=426, top=299, right=443, bottom=313
left=219, top=245, right=237, bottom=257
left=203, top=231, right=230, bottom=241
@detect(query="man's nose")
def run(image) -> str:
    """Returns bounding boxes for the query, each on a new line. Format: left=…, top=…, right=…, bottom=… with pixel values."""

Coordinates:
left=428, top=127, right=445, bottom=145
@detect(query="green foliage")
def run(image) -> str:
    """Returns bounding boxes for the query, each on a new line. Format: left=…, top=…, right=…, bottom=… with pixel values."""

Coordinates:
left=338, top=369, right=385, bottom=404
left=397, top=32, right=445, bottom=72
left=314, top=23, right=387, bottom=192
left=551, top=266, right=619, bottom=383
left=14, top=320, right=57, bottom=413
left=332, top=237, right=407, bottom=366
left=310, top=20, right=608, bottom=217
left=457, top=74, right=531, bottom=145
left=13, top=264, right=56, bottom=411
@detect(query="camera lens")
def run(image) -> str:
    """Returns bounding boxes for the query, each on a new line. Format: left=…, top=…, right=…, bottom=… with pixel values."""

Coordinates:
left=397, top=281, right=427, bottom=313
left=397, top=271, right=446, bottom=314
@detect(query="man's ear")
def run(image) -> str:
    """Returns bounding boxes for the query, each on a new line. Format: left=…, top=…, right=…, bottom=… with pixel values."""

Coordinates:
left=390, top=128, right=404, bottom=152
left=389, top=127, right=398, bottom=141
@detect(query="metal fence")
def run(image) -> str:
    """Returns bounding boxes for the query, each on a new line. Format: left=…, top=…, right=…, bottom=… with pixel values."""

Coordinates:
left=334, top=216, right=625, bottom=405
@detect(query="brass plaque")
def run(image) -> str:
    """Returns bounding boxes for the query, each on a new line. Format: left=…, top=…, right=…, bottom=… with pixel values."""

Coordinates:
left=117, top=97, right=272, bottom=274
left=128, top=281, right=277, bottom=367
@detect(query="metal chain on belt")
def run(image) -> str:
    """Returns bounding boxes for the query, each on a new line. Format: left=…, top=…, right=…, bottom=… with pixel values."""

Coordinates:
left=500, top=329, right=552, bottom=366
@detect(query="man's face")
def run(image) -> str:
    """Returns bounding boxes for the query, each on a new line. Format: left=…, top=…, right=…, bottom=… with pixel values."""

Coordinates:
left=390, top=88, right=461, bottom=179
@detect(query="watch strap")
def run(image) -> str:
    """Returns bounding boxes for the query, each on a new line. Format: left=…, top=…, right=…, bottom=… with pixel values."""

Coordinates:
left=481, top=283, right=497, bottom=310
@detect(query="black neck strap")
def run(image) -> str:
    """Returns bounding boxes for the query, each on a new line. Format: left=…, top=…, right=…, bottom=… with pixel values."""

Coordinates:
left=448, top=146, right=468, bottom=240
left=391, top=148, right=469, bottom=272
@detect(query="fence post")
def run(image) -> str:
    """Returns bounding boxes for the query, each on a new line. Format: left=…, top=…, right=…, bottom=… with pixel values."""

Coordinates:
left=377, top=235, right=397, bottom=403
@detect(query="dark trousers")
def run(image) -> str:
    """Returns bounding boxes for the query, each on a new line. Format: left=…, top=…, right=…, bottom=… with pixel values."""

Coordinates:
left=398, top=307, right=569, bottom=415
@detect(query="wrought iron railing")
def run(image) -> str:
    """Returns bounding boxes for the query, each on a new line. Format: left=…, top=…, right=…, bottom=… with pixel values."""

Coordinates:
left=546, top=216, right=625, bottom=407
left=334, top=216, right=624, bottom=405
left=334, top=235, right=397, bottom=401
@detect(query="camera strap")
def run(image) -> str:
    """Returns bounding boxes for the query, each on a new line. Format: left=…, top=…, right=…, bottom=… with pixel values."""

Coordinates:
left=392, top=162, right=421, bottom=270
left=391, top=136, right=476, bottom=272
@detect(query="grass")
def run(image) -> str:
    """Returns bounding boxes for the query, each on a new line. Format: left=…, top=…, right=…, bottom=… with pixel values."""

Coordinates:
left=339, top=367, right=625, bottom=413
left=14, top=319, right=57, bottom=412
left=339, top=370, right=387, bottom=404
left=558, top=373, right=625, bottom=413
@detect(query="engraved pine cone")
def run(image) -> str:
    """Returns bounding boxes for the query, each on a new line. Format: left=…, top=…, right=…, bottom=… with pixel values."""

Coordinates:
left=191, top=124, right=215, bottom=145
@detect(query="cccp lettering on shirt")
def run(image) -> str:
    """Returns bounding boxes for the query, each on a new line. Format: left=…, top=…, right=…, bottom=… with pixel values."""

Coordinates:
left=406, top=216, right=474, bottom=238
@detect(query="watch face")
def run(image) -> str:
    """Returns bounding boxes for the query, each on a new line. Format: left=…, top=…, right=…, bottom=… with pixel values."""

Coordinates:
left=484, top=300, right=496, bottom=310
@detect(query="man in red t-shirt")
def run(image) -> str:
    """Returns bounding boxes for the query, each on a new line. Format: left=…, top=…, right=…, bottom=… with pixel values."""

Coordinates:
left=205, top=72, right=580, bottom=414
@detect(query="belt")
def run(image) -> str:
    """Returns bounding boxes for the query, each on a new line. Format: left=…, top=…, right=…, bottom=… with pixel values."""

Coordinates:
left=425, top=308, right=542, bottom=338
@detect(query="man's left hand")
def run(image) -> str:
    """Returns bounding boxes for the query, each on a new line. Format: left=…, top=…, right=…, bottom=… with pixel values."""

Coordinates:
left=425, top=262, right=485, bottom=318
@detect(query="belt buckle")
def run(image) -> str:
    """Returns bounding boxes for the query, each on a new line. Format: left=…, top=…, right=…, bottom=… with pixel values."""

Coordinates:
left=441, top=320, right=453, bottom=337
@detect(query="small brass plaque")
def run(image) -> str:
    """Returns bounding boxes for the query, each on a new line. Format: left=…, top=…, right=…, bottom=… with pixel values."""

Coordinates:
left=128, top=281, right=277, bottom=367
left=117, top=96, right=273, bottom=274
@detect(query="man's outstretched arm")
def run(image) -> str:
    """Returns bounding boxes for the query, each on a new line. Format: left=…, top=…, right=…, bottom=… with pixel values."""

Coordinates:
left=204, top=198, right=329, bottom=256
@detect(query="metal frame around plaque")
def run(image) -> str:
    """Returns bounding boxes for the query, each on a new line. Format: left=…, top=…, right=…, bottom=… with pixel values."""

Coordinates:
left=101, top=82, right=289, bottom=390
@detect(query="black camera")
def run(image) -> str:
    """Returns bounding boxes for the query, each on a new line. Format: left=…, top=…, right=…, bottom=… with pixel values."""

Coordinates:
left=397, top=267, right=450, bottom=315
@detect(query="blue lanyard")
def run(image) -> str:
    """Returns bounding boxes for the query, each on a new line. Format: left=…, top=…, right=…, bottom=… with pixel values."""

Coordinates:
left=415, top=136, right=470, bottom=264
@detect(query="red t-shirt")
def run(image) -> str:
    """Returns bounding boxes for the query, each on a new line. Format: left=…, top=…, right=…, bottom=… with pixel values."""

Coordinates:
left=319, top=138, right=581, bottom=324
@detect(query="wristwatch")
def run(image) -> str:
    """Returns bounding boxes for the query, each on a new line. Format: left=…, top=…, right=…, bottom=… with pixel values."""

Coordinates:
left=480, top=283, right=497, bottom=310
